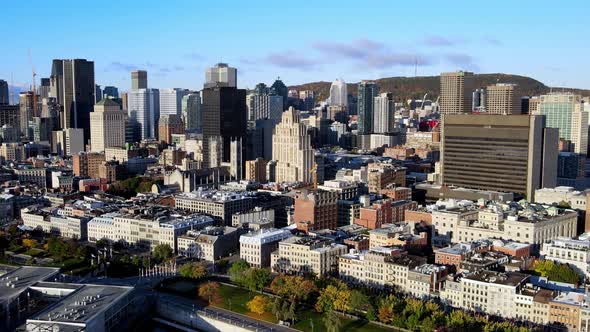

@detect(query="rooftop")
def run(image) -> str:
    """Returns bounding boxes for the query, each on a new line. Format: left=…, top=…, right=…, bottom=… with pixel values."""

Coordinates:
left=464, top=270, right=528, bottom=287
left=0, top=265, right=60, bottom=301
left=29, top=284, right=133, bottom=324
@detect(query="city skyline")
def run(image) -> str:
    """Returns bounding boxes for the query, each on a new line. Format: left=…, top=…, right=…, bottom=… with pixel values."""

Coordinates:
left=1, top=1, right=589, bottom=92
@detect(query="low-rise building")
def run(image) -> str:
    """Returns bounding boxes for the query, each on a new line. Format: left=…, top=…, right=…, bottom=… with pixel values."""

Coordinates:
left=22, top=207, right=90, bottom=240
left=177, top=226, right=239, bottom=262
left=270, top=236, right=347, bottom=276
left=174, top=190, right=254, bottom=226
left=239, top=228, right=292, bottom=268
left=541, top=237, right=590, bottom=278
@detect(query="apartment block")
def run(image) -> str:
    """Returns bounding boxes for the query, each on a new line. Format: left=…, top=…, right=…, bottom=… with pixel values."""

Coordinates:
left=239, top=228, right=293, bottom=268
left=270, top=236, right=347, bottom=276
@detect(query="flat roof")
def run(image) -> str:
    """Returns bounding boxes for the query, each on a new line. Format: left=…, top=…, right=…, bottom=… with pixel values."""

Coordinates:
left=0, top=265, right=60, bottom=301
left=28, top=284, right=133, bottom=324
left=464, top=270, right=528, bottom=287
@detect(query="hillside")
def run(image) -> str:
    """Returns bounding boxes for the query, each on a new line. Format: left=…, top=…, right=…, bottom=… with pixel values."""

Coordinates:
left=289, top=73, right=590, bottom=103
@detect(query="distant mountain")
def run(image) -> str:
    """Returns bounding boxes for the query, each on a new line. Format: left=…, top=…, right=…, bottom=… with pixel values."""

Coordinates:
left=289, top=73, right=590, bottom=103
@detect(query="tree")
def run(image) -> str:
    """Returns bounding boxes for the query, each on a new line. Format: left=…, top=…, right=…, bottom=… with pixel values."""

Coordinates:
left=179, top=262, right=208, bottom=280
left=378, top=305, right=393, bottom=324
left=246, top=295, right=270, bottom=315
left=271, top=298, right=284, bottom=321
left=22, top=239, right=38, bottom=249
left=349, top=289, right=370, bottom=313
left=270, top=275, right=317, bottom=303
left=198, top=281, right=220, bottom=304
left=47, top=237, right=69, bottom=260
left=243, top=268, right=272, bottom=291
left=287, top=300, right=297, bottom=323
left=228, top=260, right=250, bottom=285
left=322, top=310, right=341, bottom=332
left=152, top=244, right=173, bottom=263
left=315, top=283, right=351, bottom=313
left=532, top=259, right=579, bottom=284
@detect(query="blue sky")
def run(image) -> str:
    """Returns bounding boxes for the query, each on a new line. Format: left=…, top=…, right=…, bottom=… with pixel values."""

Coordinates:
left=1, top=0, right=589, bottom=92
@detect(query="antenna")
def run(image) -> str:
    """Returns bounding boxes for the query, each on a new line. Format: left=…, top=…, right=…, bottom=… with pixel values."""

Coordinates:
left=28, top=49, right=38, bottom=117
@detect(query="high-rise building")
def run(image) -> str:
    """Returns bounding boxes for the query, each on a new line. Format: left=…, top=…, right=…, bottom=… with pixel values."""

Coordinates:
left=357, top=81, right=378, bottom=134
left=37, top=78, right=51, bottom=100
left=0, top=80, right=8, bottom=105
left=52, top=128, right=85, bottom=156
left=230, top=138, right=243, bottom=180
left=293, top=189, right=338, bottom=232
left=182, top=93, right=201, bottom=132
left=121, top=92, right=128, bottom=111
left=373, top=92, right=395, bottom=134
left=90, top=99, right=127, bottom=152
left=272, top=107, right=314, bottom=183
left=159, top=88, right=189, bottom=117
left=486, top=83, right=521, bottom=115
left=539, top=93, right=588, bottom=155
left=158, top=114, right=184, bottom=145
left=102, top=86, right=119, bottom=99
left=246, top=83, right=283, bottom=123
left=245, top=158, right=267, bottom=182
left=128, top=89, right=160, bottom=140
left=201, top=86, right=247, bottom=165
left=299, top=90, right=315, bottom=111
left=19, top=92, right=35, bottom=136
left=0, top=104, right=20, bottom=131
left=72, top=152, right=105, bottom=178
left=440, top=71, right=474, bottom=114
left=271, top=78, right=288, bottom=110
left=441, top=114, right=558, bottom=200
left=50, top=59, right=95, bottom=143
left=131, top=70, right=147, bottom=90
left=472, top=88, right=486, bottom=112
left=205, top=63, right=237, bottom=88
left=95, top=84, right=103, bottom=103
left=329, top=79, right=348, bottom=107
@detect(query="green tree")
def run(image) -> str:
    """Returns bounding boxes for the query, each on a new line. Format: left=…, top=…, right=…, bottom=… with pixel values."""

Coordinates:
left=349, top=289, right=370, bottom=313
left=179, top=262, right=208, bottom=280
left=270, top=275, right=317, bottom=303
left=152, top=244, right=173, bottom=263
left=271, top=298, right=284, bottom=321
left=315, top=283, right=351, bottom=313
left=287, top=300, right=297, bottom=323
left=228, top=260, right=250, bottom=285
left=243, top=268, right=272, bottom=291
left=47, top=237, right=69, bottom=260
left=322, top=310, right=341, bottom=332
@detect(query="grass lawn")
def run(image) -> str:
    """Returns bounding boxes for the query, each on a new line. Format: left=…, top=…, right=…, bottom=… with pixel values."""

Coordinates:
left=293, top=310, right=397, bottom=332
left=161, top=279, right=397, bottom=332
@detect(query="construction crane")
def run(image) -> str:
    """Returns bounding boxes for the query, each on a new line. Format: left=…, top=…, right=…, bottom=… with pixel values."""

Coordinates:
left=28, top=49, right=37, bottom=117
left=309, top=163, right=318, bottom=189
left=420, top=93, right=428, bottom=110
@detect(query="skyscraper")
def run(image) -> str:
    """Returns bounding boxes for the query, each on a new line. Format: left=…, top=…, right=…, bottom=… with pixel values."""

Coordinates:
left=50, top=59, right=95, bottom=143
left=131, top=70, right=148, bottom=90
left=201, top=86, right=247, bottom=165
left=538, top=93, right=588, bottom=155
left=128, top=89, right=160, bottom=140
left=272, top=107, right=314, bottom=183
left=90, top=99, right=127, bottom=152
left=102, top=86, right=119, bottom=99
left=246, top=83, right=283, bottom=123
left=440, top=114, right=557, bottom=200
left=205, top=63, right=237, bottom=88
left=373, top=92, right=395, bottom=134
left=357, top=80, right=378, bottom=135
left=440, top=71, right=473, bottom=114
left=158, top=114, right=184, bottom=145
left=38, top=78, right=50, bottom=100
left=182, top=93, right=201, bottom=132
left=271, top=78, right=288, bottom=110
left=95, top=84, right=103, bottom=103
left=159, top=88, right=189, bottom=117
left=329, top=79, right=347, bottom=107
left=52, top=128, right=85, bottom=156
left=0, top=80, right=7, bottom=105
left=19, top=92, right=35, bottom=136
left=486, top=83, right=521, bottom=115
